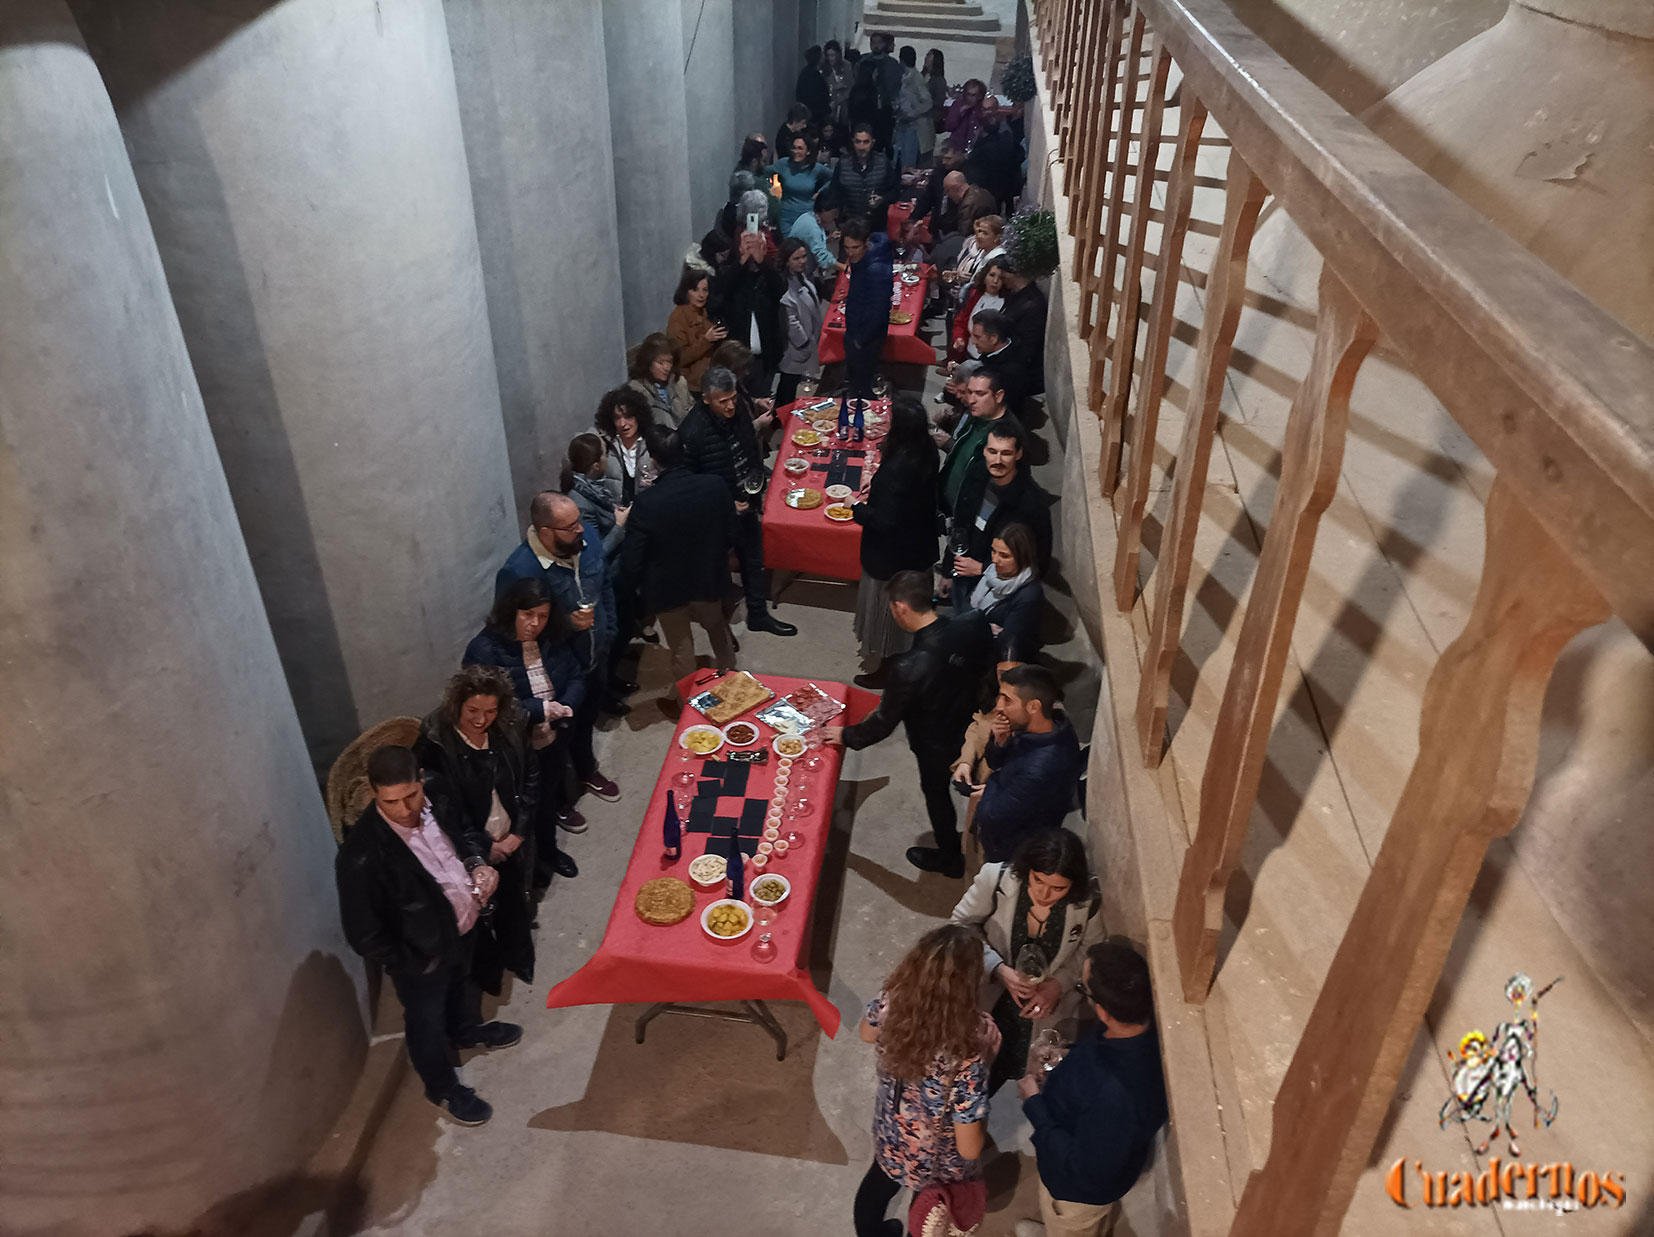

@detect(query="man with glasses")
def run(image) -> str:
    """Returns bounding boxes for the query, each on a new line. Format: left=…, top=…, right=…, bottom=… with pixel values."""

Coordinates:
left=1014, top=939, right=1168, bottom=1237
left=679, top=366, right=798, bottom=637
left=496, top=491, right=623, bottom=820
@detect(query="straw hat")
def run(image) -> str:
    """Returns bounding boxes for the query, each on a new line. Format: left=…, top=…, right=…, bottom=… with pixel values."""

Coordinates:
left=325, top=716, right=422, bottom=843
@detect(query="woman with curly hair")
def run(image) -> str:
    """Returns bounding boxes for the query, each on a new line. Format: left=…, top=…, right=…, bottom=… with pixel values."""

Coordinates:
left=855, top=923, right=999, bottom=1236
left=414, top=666, right=538, bottom=990
left=627, top=334, right=694, bottom=427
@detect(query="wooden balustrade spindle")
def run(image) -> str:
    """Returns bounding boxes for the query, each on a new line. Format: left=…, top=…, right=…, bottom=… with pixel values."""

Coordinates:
left=1086, top=6, right=1148, bottom=411
left=1099, top=39, right=1173, bottom=490
left=1112, top=93, right=1207, bottom=609
left=1133, top=161, right=1266, bottom=765
left=1072, top=0, right=1125, bottom=327
left=1229, top=478, right=1610, bottom=1237
left=1054, top=0, right=1080, bottom=117
left=1171, top=270, right=1376, bottom=1001
left=1063, top=0, right=1108, bottom=176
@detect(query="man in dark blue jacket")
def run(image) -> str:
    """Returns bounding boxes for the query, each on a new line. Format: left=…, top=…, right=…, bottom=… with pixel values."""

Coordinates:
left=971, top=665, right=1083, bottom=863
left=1016, top=938, right=1168, bottom=1236
left=839, top=216, right=893, bottom=405
left=495, top=491, right=623, bottom=806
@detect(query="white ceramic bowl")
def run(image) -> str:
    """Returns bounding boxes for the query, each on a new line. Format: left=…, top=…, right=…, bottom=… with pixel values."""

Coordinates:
left=772, top=734, right=807, bottom=759
left=750, top=873, right=791, bottom=907
left=701, top=898, right=754, bottom=942
left=679, top=724, right=724, bottom=757
left=686, top=853, right=727, bottom=888
left=824, top=484, right=853, bottom=500
left=783, top=457, right=809, bottom=475
left=722, top=721, right=761, bottom=747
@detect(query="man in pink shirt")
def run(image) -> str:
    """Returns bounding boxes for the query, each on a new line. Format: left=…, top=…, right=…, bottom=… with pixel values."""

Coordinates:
left=336, top=746, right=522, bottom=1126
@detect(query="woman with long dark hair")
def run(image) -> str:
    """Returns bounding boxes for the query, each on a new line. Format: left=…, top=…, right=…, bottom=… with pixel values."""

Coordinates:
left=776, top=237, right=824, bottom=408
left=959, top=520, right=1045, bottom=662
left=855, top=924, right=997, bottom=1236
left=850, top=396, right=939, bottom=686
left=463, top=577, right=585, bottom=877
left=767, top=130, right=834, bottom=234
left=667, top=268, right=726, bottom=393
left=415, top=666, right=538, bottom=989
left=950, top=829, right=1104, bottom=1087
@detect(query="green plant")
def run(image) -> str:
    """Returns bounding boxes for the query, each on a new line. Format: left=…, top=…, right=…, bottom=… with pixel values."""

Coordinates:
left=1005, top=208, right=1058, bottom=279
left=1001, top=54, right=1037, bottom=104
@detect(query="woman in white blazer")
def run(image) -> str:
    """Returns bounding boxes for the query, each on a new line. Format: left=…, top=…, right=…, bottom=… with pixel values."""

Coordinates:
left=950, top=829, right=1104, bottom=1085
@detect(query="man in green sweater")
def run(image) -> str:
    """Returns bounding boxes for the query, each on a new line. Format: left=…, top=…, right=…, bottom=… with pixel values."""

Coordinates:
left=939, top=369, right=1010, bottom=512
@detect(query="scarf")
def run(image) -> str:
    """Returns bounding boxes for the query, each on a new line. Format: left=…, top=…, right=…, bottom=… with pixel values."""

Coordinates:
left=968, top=563, right=1031, bottom=611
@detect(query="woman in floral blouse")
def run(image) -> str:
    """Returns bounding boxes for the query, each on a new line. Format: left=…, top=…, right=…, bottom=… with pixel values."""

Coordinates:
left=855, top=923, right=1000, bottom=1236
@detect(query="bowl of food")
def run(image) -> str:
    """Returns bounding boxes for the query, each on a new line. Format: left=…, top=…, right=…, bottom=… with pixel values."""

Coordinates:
left=783, top=457, right=809, bottom=476
left=751, top=874, right=790, bottom=908
left=792, top=428, right=822, bottom=447
left=680, top=724, right=724, bottom=757
left=687, top=852, right=728, bottom=889
left=722, top=721, right=760, bottom=747
left=701, top=898, right=754, bottom=942
left=824, top=484, right=853, bottom=501
left=825, top=504, right=855, bottom=521
left=773, top=734, right=806, bottom=758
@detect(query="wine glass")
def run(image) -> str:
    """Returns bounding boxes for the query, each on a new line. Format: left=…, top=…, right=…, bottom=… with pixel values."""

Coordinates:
left=751, top=931, right=778, bottom=964
left=872, top=373, right=890, bottom=401
left=1031, top=1028, right=1066, bottom=1071
left=798, top=375, right=819, bottom=401
left=739, top=469, right=767, bottom=502
left=1014, top=943, right=1050, bottom=988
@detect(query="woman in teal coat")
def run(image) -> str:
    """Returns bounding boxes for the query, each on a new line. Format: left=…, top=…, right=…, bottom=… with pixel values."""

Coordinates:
left=768, top=132, right=835, bottom=234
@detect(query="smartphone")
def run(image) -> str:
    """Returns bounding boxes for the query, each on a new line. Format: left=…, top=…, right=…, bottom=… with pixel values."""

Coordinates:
left=745, top=211, right=762, bottom=235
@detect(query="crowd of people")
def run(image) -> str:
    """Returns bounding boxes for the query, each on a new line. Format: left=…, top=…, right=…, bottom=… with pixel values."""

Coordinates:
left=331, top=36, right=1162, bottom=1237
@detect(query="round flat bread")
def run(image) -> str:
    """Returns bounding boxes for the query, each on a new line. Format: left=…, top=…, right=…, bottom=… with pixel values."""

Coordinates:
left=635, top=877, right=694, bottom=926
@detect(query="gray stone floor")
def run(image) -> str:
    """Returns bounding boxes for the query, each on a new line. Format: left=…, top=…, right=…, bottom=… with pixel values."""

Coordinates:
left=341, top=359, right=1105, bottom=1236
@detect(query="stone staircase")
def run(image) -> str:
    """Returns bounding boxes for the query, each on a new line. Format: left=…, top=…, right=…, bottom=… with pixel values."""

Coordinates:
left=861, top=0, right=1004, bottom=45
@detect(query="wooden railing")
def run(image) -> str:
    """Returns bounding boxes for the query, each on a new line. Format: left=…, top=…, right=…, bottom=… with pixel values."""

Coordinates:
left=1029, top=0, right=1654, bottom=1233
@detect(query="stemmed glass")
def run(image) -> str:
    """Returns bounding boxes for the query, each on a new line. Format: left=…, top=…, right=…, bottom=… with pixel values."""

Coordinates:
left=739, top=469, right=767, bottom=504
left=751, top=932, right=778, bottom=964
left=872, top=373, right=890, bottom=401
left=802, top=730, right=826, bottom=774
left=798, top=375, right=819, bottom=401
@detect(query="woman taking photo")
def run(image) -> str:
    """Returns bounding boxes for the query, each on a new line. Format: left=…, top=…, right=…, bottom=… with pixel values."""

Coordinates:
left=595, top=385, right=659, bottom=503
left=463, top=578, right=584, bottom=875
left=667, top=268, right=726, bottom=393
left=768, top=131, right=834, bottom=234
left=415, top=666, right=538, bottom=989
left=626, top=334, right=693, bottom=427
left=855, top=923, right=997, bottom=1237
left=958, top=521, right=1044, bottom=663
left=850, top=397, right=938, bottom=687
left=776, top=237, right=824, bottom=408
left=950, top=828, right=1104, bottom=1087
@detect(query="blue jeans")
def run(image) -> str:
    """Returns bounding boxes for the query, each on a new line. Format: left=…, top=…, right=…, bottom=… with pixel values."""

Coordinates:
left=892, top=120, right=918, bottom=170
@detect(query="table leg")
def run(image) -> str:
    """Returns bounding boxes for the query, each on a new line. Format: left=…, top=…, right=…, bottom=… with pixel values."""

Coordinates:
left=631, top=999, right=789, bottom=1060
left=742, top=1000, right=789, bottom=1061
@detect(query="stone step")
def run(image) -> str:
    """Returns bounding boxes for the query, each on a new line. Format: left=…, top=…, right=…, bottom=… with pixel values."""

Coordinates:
left=862, top=22, right=1005, bottom=45
left=862, top=10, right=1003, bottom=35
left=872, top=0, right=988, bottom=15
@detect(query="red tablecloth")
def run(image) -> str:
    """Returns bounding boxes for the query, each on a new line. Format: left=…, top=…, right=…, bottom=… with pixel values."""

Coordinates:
left=545, top=672, right=878, bottom=1036
left=886, top=200, right=932, bottom=245
left=760, top=400, right=889, bottom=580
left=819, top=265, right=936, bottom=366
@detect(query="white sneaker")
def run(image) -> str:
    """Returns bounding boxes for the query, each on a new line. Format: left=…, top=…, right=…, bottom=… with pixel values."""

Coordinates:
left=1014, top=1222, right=1047, bottom=1237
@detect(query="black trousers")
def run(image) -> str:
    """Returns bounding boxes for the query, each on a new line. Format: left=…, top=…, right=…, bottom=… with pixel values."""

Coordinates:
left=390, top=933, right=480, bottom=1101
left=531, top=744, right=570, bottom=875
left=912, top=738, right=961, bottom=855
left=853, top=1162, right=905, bottom=1236
left=733, top=508, right=770, bottom=617
left=774, top=370, right=803, bottom=408
left=568, top=656, right=608, bottom=781
left=845, top=331, right=887, bottom=400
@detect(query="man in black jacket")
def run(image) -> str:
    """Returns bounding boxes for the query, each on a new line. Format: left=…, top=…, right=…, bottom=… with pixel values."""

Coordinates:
left=829, top=123, right=898, bottom=230
left=972, top=666, right=1086, bottom=863
left=1015, top=939, right=1168, bottom=1237
left=335, top=746, right=521, bottom=1127
left=678, top=366, right=797, bottom=637
left=969, top=308, right=1034, bottom=413
left=999, top=263, right=1049, bottom=397
left=824, top=570, right=994, bottom=877
left=950, top=417, right=1054, bottom=583
left=619, top=428, right=741, bottom=691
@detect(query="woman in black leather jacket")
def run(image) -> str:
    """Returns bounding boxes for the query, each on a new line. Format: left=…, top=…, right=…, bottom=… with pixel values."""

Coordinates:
left=415, top=666, right=539, bottom=991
